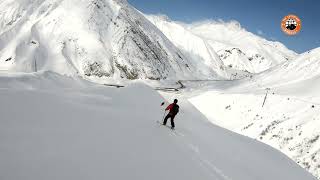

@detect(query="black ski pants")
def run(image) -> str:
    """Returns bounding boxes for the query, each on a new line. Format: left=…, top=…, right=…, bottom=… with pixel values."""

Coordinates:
left=163, top=113, right=175, bottom=128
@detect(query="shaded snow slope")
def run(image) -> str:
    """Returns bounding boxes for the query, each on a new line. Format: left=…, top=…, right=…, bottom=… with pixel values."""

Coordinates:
left=0, top=72, right=316, bottom=180
left=146, top=15, right=297, bottom=74
left=188, top=47, right=320, bottom=179
left=0, top=0, right=220, bottom=80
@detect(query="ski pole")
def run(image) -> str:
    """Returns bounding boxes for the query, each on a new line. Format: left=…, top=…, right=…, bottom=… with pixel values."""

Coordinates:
left=161, top=111, right=166, bottom=123
left=160, top=101, right=166, bottom=123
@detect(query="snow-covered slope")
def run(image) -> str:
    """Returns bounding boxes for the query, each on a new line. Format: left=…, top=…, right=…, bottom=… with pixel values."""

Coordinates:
left=0, top=71, right=316, bottom=180
left=146, top=15, right=297, bottom=74
left=241, top=47, right=320, bottom=89
left=188, top=47, right=320, bottom=179
left=0, top=0, right=222, bottom=80
left=1, top=0, right=319, bottom=179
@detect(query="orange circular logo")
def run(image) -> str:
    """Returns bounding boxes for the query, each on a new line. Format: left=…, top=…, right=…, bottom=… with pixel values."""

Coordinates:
left=281, top=14, right=301, bottom=35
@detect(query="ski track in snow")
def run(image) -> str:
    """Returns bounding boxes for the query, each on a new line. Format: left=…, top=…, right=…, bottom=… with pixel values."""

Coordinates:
left=157, top=119, right=232, bottom=180
left=178, top=132, right=233, bottom=180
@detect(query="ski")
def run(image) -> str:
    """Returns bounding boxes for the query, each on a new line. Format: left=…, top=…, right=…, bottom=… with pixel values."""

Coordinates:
left=156, top=121, right=175, bottom=131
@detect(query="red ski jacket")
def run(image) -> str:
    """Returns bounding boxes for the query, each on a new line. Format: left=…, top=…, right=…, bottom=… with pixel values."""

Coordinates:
left=165, top=103, right=179, bottom=115
left=165, top=104, right=174, bottom=111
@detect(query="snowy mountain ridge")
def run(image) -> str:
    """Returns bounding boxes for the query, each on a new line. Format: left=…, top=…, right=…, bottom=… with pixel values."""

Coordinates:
left=146, top=14, right=297, bottom=74
left=0, top=0, right=299, bottom=82
left=0, top=0, right=223, bottom=81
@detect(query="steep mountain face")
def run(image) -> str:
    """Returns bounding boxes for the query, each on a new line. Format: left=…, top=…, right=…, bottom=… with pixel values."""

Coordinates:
left=0, top=0, right=221, bottom=80
left=145, top=15, right=231, bottom=78
left=189, top=48, right=320, bottom=179
left=146, top=15, right=297, bottom=74
left=0, top=0, right=297, bottom=81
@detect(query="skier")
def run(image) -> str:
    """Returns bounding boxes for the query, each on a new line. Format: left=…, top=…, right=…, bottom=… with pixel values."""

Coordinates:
left=163, top=99, right=179, bottom=129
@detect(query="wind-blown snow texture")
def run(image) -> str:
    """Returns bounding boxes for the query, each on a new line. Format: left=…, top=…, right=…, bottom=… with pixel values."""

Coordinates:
left=0, top=72, right=316, bottom=180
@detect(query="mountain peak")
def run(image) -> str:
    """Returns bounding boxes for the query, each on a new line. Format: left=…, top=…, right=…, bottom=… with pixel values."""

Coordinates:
left=0, top=0, right=222, bottom=80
